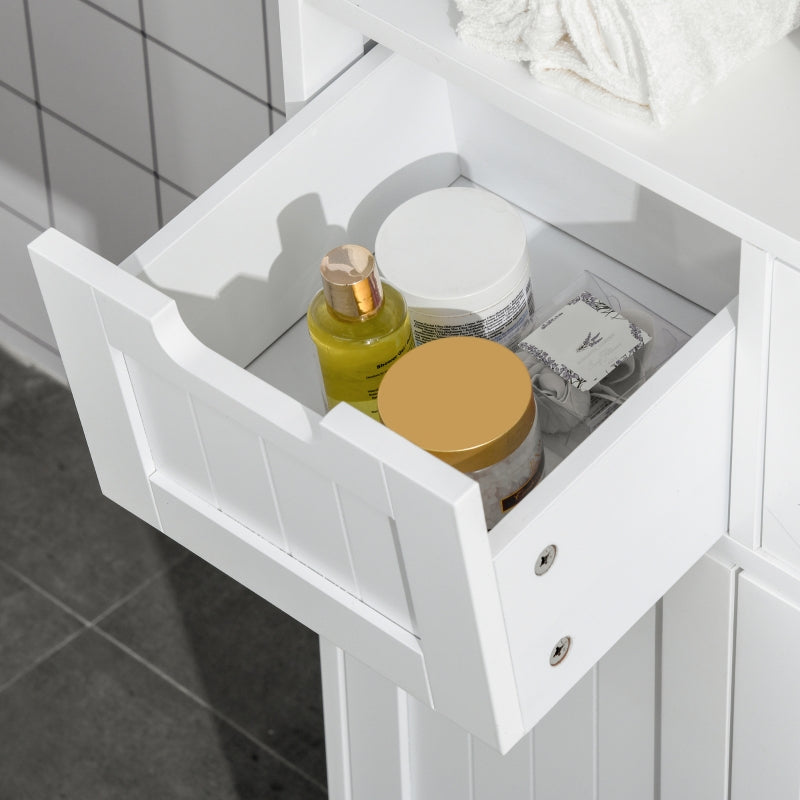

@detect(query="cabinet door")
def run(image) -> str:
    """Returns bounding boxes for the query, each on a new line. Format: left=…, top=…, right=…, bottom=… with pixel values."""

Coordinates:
left=731, top=575, right=800, bottom=800
left=661, top=556, right=736, bottom=800
left=762, top=261, right=800, bottom=567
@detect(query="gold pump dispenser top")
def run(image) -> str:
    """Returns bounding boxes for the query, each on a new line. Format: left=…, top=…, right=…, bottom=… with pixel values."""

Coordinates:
left=321, top=244, right=383, bottom=320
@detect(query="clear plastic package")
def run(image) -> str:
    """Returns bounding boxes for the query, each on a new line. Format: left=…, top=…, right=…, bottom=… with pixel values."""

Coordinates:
left=514, top=272, right=690, bottom=458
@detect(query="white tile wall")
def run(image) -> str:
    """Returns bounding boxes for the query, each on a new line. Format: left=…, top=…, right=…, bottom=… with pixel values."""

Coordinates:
left=45, top=114, right=159, bottom=264
left=0, top=0, right=34, bottom=97
left=0, top=206, right=54, bottom=348
left=158, top=180, right=195, bottom=225
left=143, top=0, right=269, bottom=101
left=148, top=39, right=275, bottom=196
left=265, top=1, right=284, bottom=112
left=0, top=87, right=49, bottom=228
left=0, top=0, right=285, bottom=367
left=87, top=0, right=141, bottom=28
left=29, top=0, right=153, bottom=167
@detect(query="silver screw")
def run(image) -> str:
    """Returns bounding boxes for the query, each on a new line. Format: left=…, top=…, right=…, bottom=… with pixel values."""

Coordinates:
left=549, top=636, right=571, bottom=666
left=535, top=544, right=557, bottom=576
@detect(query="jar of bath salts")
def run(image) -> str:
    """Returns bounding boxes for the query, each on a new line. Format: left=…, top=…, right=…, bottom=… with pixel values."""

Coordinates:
left=375, top=187, right=535, bottom=349
left=378, top=337, right=544, bottom=529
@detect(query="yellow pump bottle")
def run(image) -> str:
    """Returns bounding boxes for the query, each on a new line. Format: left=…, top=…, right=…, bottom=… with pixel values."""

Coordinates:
left=307, top=244, right=413, bottom=420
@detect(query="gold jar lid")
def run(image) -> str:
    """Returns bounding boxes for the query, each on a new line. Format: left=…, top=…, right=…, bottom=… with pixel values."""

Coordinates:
left=378, top=337, right=535, bottom=472
left=321, top=244, right=383, bottom=319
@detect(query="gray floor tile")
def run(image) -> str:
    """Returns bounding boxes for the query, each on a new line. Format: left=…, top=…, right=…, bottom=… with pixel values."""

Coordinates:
left=99, top=553, right=327, bottom=785
left=0, top=629, right=327, bottom=799
left=0, top=346, right=186, bottom=620
left=0, top=563, right=83, bottom=687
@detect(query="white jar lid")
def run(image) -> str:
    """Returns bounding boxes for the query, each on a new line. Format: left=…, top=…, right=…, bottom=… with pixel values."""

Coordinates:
left=374, top=187, right=529, bottom=312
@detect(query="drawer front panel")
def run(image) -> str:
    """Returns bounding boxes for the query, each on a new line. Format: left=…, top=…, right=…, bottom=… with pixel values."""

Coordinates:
left=125, top=357, right=215, bottom=503
left=192, top=399, right=286, bottom=549
left=762, top=260, right=800, bottom=569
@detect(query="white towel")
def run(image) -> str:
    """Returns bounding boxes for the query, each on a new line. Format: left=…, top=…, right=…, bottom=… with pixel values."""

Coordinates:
left=456, top=0, right=800, bottom=125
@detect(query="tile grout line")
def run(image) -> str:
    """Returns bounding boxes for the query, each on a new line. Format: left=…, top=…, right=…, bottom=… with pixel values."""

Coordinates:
left=94, top=626, right=329, bottom=794
left=22, top=0, right=55, bottom=228
left=261, top=0, right=274, bottom=110
left=0, top=556, right=325, bottom=791
left=0, top=309, right=60, bottom=355
left=0, top=197, right=46, bottom=232
left=37, top=104, right=196, bottom=203
left=76, top=0, right=286, bottom=114
left=0, top=627, right=88, bottom=696
left=0, top=560, right=93, bottom=628
left=41, top=105, right=160, bottom=185
left=138, top=0, right=163, bottom=228
left=87, top=548, right=191, bottom=628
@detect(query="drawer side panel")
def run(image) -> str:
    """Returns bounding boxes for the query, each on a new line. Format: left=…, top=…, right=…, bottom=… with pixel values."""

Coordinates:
left=494, top=305, right=736, bottom=731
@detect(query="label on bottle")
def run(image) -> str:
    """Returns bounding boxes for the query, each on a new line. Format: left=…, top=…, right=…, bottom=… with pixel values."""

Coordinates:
left=410, top=279, right=535, bottom=348
left=324, top=328, right=414, bottom=420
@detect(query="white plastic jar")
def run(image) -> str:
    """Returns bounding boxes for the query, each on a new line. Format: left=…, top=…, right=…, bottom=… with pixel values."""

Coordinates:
left=375, top=187, right=535, bottom=349
left=377, top=337, right=544, bottom=529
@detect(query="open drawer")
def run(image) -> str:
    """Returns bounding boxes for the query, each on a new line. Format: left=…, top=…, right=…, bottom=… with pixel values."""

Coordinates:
left=28, top=48, right=738, bottom=753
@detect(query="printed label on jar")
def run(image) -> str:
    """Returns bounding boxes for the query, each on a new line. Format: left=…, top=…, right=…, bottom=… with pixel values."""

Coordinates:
left=500, top=457, right=545, bottom=512
left=410, top=279, right=535, bottom=347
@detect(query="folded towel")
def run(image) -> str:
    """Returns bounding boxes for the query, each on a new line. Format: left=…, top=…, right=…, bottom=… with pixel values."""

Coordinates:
left=456, top=0, right=800, bottom=125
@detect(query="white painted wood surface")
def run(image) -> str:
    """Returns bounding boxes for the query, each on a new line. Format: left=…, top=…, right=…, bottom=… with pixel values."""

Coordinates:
left=493, top=303, right=736, bottom=731
left=384, top=458, right=524, bottom=753
left=277, top=0, right=365, bottom=114
left=597, top=609, right=656, bottom=799
left=729, top=243, right=774, bottom=549
left=407, top=697, right=472, bottom=800
left=125, top=358, right=215, bottom=503
left=449, top=84, right=739, bottom=314
left=152, top=473, right=430, bottom=700
left=731, top=575, right=800, bottom=800
left=533, top=672, right=595, bottom=800
left=660, top=555, right=736, bottom=800
left=344, top=653, right=410, bottom=800
left=324, top=610, right=659, bottom=799
left=28, top=231, right=160, bottom=528
left=191, top=399, right=286, bottom=550
left=320, top=639, right=353, bottom=800
left=304, top=0, right=800, bottom=267
left=762, top=261, right=800, bottom=569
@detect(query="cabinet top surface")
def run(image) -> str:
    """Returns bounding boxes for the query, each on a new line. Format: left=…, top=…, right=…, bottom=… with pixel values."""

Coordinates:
left=313, top=0, right=800, bottom=264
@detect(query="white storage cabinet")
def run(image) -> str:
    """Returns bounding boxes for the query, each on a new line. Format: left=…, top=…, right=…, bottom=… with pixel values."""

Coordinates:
left=27, top=1, right=800, bottom=796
